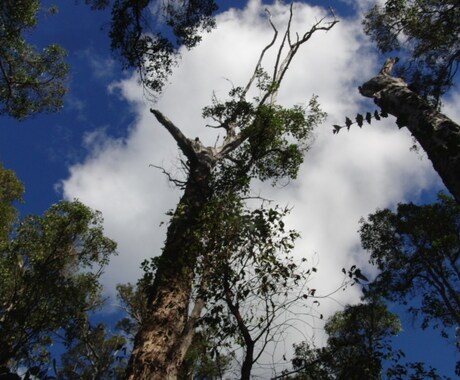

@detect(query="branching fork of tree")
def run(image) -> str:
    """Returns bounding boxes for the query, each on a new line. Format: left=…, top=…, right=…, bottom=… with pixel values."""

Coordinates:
left=124, top=6, right=338, bottom=379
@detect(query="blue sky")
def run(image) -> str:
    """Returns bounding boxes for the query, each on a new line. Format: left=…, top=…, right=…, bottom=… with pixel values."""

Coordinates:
left=1, top=0, right=458, bottom=377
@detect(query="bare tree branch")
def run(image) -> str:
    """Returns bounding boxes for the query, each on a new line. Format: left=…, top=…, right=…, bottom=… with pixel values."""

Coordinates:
left=150, top=108, right=197, bottom=161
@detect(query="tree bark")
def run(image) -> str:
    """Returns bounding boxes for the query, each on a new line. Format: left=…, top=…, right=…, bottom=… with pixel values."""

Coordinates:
left=124, top=111, right=217, bottom=380
left=359, top=57, right=460, bottom=204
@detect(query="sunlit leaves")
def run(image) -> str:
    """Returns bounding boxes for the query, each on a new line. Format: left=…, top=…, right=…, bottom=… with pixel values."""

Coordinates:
left=206, top=89, right=324, bottom=190
left=0, top=166, right=116, bottom=371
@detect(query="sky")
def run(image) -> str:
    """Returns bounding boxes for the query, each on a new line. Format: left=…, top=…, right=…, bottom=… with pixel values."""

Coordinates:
left=0, top=0, right=458, bottom=377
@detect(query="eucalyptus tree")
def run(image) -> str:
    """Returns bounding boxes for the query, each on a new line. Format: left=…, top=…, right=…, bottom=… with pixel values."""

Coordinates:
left=124, top=6, right=338, bottom=379
left=287, top=302, right=445, bottom=380
left=357, top=0, right=460, bottom=203
left=363, top=0, right=460, bottom=105
left=359, top=58, right=460, bottom=204
left=0, top=0, right=68, bottom=119
left=359, top=193, right=460, bottom=341
left=59, top=322, right=128, bottom=380
left=0, top=163, right=117, bottom=377
left=197, top=202, right=314, bottom=380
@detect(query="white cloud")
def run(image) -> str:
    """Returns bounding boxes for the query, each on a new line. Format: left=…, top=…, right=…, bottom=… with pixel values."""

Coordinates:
left=60, top=0, right=440, bottom=374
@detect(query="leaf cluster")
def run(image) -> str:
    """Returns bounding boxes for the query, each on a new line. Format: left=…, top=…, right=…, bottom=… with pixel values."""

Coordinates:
left=0, top=0, right=68, bottom=119
left=105, top=0, right=217, bottom=94
left=359, top=193, right=460, bottom=335
left=205, top=89, right=325, bottom=192
left=0, top=165, right=117, bottom=373
left=195, top=198, right=306, bottom=356
left=59, top=322, right=128, bottom=380
left=290, top=302, right=445, bottom=380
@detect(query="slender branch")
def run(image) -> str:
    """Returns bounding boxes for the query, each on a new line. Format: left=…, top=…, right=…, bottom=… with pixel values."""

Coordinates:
left=241, top=9, right=278, bottom=99
left=149, top=164, right=187, bottom=188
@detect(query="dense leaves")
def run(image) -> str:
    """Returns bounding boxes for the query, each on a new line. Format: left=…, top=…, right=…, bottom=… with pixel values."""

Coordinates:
left=0, top=0, right=68, bottom=119
left=359, top=194, right=460, bottom=337
left=0, top=164, right=116, bottom=375
left=203, top=83, right=325, bottom=192
left=290, top=302, right=445, bottom=380
left=292, top=302, right=401, bottom=380
left=59, top=323, right=128, bottom=380
left=364, top=0, right=460, bottom=104
left=87, top=0, right=217, bottom=94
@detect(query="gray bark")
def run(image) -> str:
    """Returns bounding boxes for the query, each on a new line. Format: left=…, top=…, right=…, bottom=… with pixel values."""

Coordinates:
left=359, top=58, right=460, bottom=204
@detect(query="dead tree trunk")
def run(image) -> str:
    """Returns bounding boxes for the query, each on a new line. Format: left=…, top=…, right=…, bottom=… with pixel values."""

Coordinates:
left=359, top=57, right=460, bottom=204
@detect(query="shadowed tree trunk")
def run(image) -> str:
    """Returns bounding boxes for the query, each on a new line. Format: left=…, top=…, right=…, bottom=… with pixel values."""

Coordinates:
left=359, top=57, right=460, bottom=204
left=124, top=111, right=217, bottom=380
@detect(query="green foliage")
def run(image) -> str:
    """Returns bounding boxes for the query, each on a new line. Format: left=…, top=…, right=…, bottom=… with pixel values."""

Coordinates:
left=191, top=195, right=312, bottom=374
left=106, top=0, right=217, bottom=94
left=290, top=302, right=444, bottom=380
left=0, top=162, right=24, bottom=243
left=115, top=282, right=149, bottom=339
left=59, top=322, right=128, bottom=380
left=0, top=0, right=68, bottom=119
left=178, top=331, right=231, bottom=380
left=0, top=165, right=117, bottom=373
left=363, top=0, right=460, bottom=104
left=203, top=84, right=325, bottom=192
left=359, top=193, right=460, bottom=335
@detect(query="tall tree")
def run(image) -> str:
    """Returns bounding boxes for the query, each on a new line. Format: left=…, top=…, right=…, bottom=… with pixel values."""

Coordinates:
left=0, top=162, right=117, bottom=376
left=363, top=0, right=460, bottom=105
left=359, top=0, right=460, bottom=203
left=359, top=193, right=460, bottom=340
left=0, top=0, right=68, bottom=119
left=58, top=322, right=128, bottom=380
left=287, top=302, right=445, bottom=380
left=292, top=302, right=402, bottom=380
left=359, top=57, right=460, bottom=204
left=124, top=6, right=338, bottom=379
left=197, top=202, right=310, bottom=380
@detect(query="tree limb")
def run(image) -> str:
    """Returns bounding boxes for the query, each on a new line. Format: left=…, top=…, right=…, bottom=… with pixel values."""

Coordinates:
left=359, top=58, right=460, bottom=204
left=150, top=108, right=197, bottom=161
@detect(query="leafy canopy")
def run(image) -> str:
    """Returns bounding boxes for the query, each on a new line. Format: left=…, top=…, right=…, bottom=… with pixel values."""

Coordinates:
left=290, top=302, right=445, bottom=380
left=86, top=0, right=218, bottom=94
left=0, top=163, right=117, bottom=373
left=0, top=0, right=68, bottom=119
left=359, top=193, right=460, bottom=336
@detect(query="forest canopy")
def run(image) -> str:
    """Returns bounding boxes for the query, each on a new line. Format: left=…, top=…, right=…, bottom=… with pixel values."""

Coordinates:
left=0, top=0, right=459, bottom=379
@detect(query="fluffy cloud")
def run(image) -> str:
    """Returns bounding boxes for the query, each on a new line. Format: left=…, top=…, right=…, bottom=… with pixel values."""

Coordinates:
left=61, top=0, right=439, bottom=372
